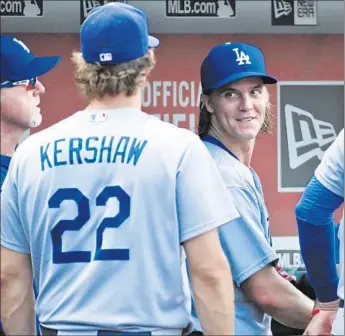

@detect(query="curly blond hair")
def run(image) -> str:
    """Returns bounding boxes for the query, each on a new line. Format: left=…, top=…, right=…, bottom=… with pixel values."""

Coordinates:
left=71, top=50, right=156, bottom=100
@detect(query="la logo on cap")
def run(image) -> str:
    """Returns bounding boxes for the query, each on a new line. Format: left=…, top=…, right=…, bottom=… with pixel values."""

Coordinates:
left=13, top=38, right=30, bottom=53
left=233, top=48, right=251, bottom=66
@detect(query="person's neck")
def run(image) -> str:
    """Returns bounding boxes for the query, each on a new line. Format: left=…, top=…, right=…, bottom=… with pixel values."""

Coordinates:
left=1, top=122, right=24, bottom=156
left=208, top=129, right=255, bottom=167
left=85, top=90, right=142, bottom=111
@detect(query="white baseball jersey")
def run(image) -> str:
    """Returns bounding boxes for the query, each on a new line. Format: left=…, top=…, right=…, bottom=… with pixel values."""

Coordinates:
left=1, top=108, right=239, bottom=332
left=315, top=128, right=344, bottom=302
left=191, top=137, right=278, bottom=335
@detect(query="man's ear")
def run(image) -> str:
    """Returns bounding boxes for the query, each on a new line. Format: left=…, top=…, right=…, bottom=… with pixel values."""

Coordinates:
left=200, top=94, right=214, bottom=114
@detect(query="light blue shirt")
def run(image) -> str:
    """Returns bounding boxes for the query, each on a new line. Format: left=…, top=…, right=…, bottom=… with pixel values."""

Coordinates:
left=191, top=137, right=278, bottom=335
left=0, top=109, right=239, bottom=332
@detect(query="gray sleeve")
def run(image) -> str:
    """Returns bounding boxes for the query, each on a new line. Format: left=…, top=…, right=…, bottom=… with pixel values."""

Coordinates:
left=218, top=186, right=278, bottom=286
left=176, top=138, right=240, bottom=243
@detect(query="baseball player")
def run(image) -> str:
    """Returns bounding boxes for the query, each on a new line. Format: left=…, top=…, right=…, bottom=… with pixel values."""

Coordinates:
left=0, top=35, right=61, bottom=189
left=296, top=128, right=344, bottom=336
left=0, top=35, right=61, bottom=336
left=190, top=42, right=314, bottom=335
left=0, top=3, right=238, bottom=335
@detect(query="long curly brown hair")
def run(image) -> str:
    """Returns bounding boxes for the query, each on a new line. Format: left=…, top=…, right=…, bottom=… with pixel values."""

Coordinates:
left=71, top=50, right=156, bottom=100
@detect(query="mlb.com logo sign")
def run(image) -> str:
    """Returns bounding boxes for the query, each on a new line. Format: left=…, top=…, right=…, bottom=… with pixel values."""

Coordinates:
left=1, top=0, right=43, bottom=16
left=166, top=0, right=236, bottom=18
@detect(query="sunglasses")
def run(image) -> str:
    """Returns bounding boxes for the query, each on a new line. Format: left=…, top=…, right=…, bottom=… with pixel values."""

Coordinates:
left=0, top=77, right=37, bottom=89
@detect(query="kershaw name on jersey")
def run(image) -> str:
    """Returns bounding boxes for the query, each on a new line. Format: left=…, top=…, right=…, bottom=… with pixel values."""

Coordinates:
left=40, top=135, right=147, bottom=171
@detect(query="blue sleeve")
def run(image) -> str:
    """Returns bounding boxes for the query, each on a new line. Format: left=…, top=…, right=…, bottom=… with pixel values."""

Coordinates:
left=1, top=162, right=30, bottom=254
left=296, top=175, right=344, bottom=302
left=218, top=186, right=278, bottom=286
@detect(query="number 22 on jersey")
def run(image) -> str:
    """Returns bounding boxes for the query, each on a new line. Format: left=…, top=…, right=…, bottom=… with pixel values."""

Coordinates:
left=48, top=186, right=130, bottom=264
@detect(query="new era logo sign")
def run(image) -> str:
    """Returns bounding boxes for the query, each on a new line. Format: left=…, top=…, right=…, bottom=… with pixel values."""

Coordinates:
left=278, top=82, right=344, bottom=192
left=285, top=104, right=337, bottom=169
left=272, top=0, right=317, bottom=26
left=273, top=0, right=292, bottom=18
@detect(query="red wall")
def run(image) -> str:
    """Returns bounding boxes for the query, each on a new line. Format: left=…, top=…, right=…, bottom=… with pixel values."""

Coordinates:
left=14, top=34, right=344, bottom=236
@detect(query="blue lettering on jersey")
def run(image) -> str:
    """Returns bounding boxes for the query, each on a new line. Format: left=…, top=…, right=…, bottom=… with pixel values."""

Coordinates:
left=49, top=185, right=130, bottom=263
left=99, top=136, right=115, bottom=163
left=112, top=136, right=130, bottom=163
left=40, top=143, right=52, bottom=171
left=54, top=139, right=67, bottom=167
left=40, top=136, right=148, bottom=171
left=85, top=137, right=99, bottom=164
left=127, top=138, right=148, bottom=165
left=69, top=138, right=83, bottom=165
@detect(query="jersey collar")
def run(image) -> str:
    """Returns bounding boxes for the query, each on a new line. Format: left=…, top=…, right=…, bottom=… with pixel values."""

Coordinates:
left=202, top=135, right=240, bottom=161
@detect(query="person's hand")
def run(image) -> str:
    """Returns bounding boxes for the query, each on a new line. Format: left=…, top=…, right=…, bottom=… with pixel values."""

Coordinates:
left=303, top=310, right=337, bottom=336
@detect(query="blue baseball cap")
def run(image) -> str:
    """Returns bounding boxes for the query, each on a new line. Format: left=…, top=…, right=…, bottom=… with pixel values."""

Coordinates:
left=0, top=35, right=61, bottom=82
left=80, top=2, right=159, bottom=64
left=201, top=42, right=277, bottom=93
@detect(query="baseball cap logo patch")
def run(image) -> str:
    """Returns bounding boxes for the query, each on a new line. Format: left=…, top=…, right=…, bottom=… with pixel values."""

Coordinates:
left=100, top=53, right=112, bottom=62
left=233, top=48, right=251, bottom=66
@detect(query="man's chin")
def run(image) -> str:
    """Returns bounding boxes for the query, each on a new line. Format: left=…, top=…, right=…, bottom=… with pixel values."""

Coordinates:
left=236, top=130, right=259, bottom=141
left=28, top=110, right=42, bottom=128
